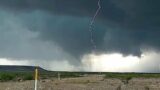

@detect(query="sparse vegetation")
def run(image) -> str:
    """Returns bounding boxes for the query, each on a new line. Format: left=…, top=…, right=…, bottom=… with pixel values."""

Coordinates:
left=1, top=71, right=160, bottom=82
left=105, top=73, right=160, bottom=80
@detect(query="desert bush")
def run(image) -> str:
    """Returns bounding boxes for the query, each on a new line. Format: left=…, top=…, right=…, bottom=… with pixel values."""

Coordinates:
left=23, top=74, right=33, bottom=80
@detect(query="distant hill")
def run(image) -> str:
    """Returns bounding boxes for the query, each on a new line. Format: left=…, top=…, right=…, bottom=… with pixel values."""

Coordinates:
left=0, top=65, right=47, bottom=72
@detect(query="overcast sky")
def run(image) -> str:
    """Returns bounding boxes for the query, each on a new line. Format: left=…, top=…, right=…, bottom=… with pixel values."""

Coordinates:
left=0, top=0, right=160, bottom=72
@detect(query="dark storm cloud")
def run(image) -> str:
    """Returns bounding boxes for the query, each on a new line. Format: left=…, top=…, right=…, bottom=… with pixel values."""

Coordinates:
left=110, top=0, right=160, bottom=30
left=0, top=0, right=98, bottom=17
left=0, top=0, right=160, bottom=60
left=0, top=0, right=127, bottom=20
left=1, top=0, right=159, bottom=29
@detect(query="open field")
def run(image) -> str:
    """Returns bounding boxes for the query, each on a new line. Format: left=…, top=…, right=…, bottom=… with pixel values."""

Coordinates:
left=1, top=71, right=160, bottom=90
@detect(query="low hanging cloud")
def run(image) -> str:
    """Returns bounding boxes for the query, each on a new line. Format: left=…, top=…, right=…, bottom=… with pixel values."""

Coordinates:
left=0, top=0, right=160, bottom=72
left=81, top=51, right=160, bottom=73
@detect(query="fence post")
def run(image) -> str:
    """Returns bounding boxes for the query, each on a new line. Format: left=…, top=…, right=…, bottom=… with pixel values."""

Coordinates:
left=58, top=72, right=61, bottom=80
left=34, top=67, right=38, bottom=90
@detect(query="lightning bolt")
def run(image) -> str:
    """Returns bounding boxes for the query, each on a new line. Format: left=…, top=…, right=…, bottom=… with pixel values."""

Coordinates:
left=89, top=0, right=101, bottom=51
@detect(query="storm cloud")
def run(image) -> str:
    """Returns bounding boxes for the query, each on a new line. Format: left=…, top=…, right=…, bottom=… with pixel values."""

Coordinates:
left=0, top=0, right=160, bottom=70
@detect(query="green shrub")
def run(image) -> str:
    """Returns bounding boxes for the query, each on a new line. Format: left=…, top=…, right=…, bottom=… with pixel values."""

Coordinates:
left=0, top=73, right=15, bottom=81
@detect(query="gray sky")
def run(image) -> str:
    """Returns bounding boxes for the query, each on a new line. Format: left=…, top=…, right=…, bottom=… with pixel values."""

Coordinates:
left=0, top=0, right=160, bottom=72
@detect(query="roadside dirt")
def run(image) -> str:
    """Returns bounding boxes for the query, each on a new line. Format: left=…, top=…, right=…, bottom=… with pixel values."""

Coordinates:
left=0, top=75, right=160, bottom=90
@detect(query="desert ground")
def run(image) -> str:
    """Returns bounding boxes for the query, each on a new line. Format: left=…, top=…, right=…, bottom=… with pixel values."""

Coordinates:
left=1, top=75, right=160, bottom=90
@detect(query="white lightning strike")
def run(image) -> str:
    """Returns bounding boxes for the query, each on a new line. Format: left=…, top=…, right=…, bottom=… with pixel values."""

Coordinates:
left=89, top=0, right=101, bottom=50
